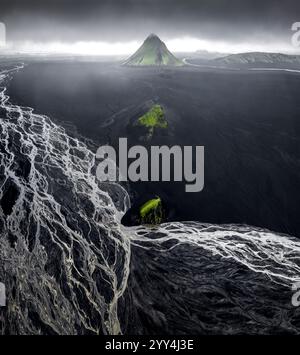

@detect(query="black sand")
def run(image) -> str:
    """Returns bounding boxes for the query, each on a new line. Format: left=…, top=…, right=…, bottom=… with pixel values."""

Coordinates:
left=7, top=60, right=300, bottom=237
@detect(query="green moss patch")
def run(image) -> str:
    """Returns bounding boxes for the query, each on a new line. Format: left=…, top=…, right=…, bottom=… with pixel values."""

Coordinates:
left=135, top=105, right=168, bottom=140
left=139, top=197, right=164, bottom=225
left=138, top=105, right=167, bottom=128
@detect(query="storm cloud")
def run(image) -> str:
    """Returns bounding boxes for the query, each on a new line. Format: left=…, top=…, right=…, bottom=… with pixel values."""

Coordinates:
left=0, top=0, right=299, bottom=51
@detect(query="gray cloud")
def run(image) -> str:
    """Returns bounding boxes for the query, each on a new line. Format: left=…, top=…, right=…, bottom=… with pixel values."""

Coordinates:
left=0, top=0, right=299, bottom=45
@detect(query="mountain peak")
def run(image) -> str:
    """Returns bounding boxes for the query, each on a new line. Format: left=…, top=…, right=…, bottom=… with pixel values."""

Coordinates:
left=124, top=34, right=183, bottom=67
left=146, top=33, right=160, bottom=41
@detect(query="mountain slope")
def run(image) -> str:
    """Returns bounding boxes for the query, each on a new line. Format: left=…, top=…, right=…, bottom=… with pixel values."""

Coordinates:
left=214, top=52, right=300, bottom=65
left=124, top=34, right=183, bottom=66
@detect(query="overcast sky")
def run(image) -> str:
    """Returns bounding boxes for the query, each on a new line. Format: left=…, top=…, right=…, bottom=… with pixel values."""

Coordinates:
left=1, top=0, right=299, bottom=54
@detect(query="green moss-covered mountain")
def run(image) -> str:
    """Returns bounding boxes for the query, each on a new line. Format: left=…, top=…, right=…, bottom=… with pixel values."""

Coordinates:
left=124, top=34, right=183, bottom=66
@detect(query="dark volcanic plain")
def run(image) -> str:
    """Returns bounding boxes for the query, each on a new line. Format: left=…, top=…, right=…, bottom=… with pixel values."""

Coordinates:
left=7, top=60, right=300, bottom=237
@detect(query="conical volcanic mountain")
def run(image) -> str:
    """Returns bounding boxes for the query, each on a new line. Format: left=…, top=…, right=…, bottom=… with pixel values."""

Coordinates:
left=124, top=34, right=183, bottom=66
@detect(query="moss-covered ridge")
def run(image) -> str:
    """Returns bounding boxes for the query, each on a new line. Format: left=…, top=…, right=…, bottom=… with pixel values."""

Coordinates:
left=139, top=197, right=164, bottom=225
left=135, top=104, right=167, bottom=140
left=138, top=104, right=167, bottom=128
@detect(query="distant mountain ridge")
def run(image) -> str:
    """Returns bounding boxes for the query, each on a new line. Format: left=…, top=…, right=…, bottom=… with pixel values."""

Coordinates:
left=214, top=52, right=300, bottom=65
left=124, top=34, right=183, bottom=66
